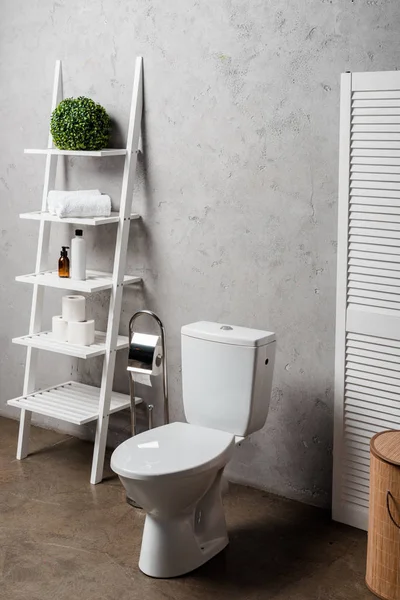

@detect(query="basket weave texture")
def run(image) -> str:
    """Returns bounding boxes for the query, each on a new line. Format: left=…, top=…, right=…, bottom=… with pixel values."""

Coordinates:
left=366, top=430, right=400, bottom=600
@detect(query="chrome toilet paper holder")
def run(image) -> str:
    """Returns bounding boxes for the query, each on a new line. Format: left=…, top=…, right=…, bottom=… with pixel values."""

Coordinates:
left=127, top=310, right=169, bottom=436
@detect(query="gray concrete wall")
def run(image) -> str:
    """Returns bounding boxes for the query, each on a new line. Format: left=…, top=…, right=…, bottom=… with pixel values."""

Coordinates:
left=1, top=0, right=400, bottom=508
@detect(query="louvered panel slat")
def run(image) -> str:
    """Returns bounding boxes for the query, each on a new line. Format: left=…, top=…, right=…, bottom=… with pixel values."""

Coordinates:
left=350, top=227, right=400, bottom=239
left=348, top=297, right=400, bottom=311
left=353, top=99, right=400, bottom=107
left=346, top=394, right=400, bottom=417
left=353, top=116, right=400, bottom=124
left=351, top=210, right=400, bottom=221
left=351, top=179, right=400, bottom=190
left=345, top=402, right=399, bottom=431
left=350, top=221, right=400, bottom=233
left=345, top=414, right=393, bottom=435
left=349, top=272, right=400, bottom=289
left=346, top=397, right=400, bottom=423
left=346, top=341, right=400, bottom=359
left=352, top=91, right=400, bottom=100
left=346, top=412, right=388, bottom=431
left=352, top=125, right=400, bottom=133
left=345, top=447, right=371, bottom=464
left=352, top=141, right=400, bottom=149
left=344, top=436, right=370, bottom=452
left=346, top=432, right=374, bottom=448
left=347, top=373, right=400, bottom=395
left=342, top=476, right=370, bottom=494
left=349, top=258, right=400, bottom=271
left=347, top=332, right=400, bottom=349
left=346, top=354, right=400, bottom=373
left=345, top=419, right=380, bottom=438
left=342, top=491, right=369, bottom=508
left=345, top=433, right=372, bottom=450
left=346, top=401, right=400, bottom=423
left=351, top=164, right=400, bottom=174
left=346, top=432, right=372, bottom=448
left=349, top=249, right=400, bottom=262
left=345, top=467, right=370, bottom=483
left=351, top=149, right=400, bottom=158
left=343, top=481, right=369, bottom=499
left=349, top=236, right=400, bottom=248
left=351, top=172, right=400, bottom=182
left=349, top=265, right=400, bottom=281
left=350, top=206, right=400, bottom=217
left=349, top=281, right=400, bottom=296
left=346, top=382, right=400, bottom=405
left=343, top=479, right=370, bottom=499
left=345, top=457, right=370, bottom=472
left=347, top=358, right=400, bottom=379
left=343, top=485, right=369, bottom=501
left=351, top=188, right=400, bottom=198
left=350, top=198, right=400, bottom=209
left=353, top=108, right=400, bottom=116
left=349, top=288, right=400, bottom=303
left=350, top=214, right=400, bottom=226
left=346, top=381, right=400, bottom=409
left=350, top=242, right=400, bottom=255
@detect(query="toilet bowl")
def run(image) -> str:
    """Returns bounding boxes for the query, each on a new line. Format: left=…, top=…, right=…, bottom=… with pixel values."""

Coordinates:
left=111, top=321, right=276, bottom=578
left=111, top=421, right=235, bottom=577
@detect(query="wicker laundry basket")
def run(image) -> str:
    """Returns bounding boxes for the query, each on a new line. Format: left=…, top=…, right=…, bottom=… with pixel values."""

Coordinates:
left=366, top=430, right=400, bottom=600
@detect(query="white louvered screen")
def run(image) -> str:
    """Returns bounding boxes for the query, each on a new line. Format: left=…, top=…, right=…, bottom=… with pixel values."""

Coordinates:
left=333, top=71, right=400, bottom=531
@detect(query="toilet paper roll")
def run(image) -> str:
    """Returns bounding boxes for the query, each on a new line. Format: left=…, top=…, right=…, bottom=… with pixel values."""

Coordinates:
left=62, top=295, right=86, bottom=322
left=67, top=319, right=95, bottom=346
left=127, top=332, right=163, bottom=376
left=52, top=315, right=68, bottom=342
left=134, top=373, right=152, bottom=387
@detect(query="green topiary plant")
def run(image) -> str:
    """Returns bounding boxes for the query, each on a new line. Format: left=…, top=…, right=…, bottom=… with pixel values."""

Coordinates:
left=50, top=96, right=110, bottom=151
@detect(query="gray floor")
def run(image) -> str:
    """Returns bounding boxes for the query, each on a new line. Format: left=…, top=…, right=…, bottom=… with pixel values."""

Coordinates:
left=0, top=417, right=374, bottom=599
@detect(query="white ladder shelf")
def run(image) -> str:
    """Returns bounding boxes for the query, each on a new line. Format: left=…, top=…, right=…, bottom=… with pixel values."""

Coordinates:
left=8, top=57, right=144, bottom=484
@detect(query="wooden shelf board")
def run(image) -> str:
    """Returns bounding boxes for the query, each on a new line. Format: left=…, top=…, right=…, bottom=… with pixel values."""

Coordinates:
left=8, top=381, right=141, bottom=425
left=16, top=269, right=142, bottom=292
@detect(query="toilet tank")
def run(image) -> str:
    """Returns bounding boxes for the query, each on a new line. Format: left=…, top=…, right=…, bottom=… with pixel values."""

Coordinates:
left=181, top=322, right=276, bottom=437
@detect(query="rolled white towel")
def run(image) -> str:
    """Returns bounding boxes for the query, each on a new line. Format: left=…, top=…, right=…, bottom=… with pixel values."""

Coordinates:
left=47, top=190, right=101, bottom=215
left=55, top=194, right=112, bottom=219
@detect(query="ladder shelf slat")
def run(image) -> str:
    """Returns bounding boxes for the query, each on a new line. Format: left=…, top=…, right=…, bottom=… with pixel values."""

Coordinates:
left=20, top=211, right=141, bottom=226
left=8, top=381, right=142, bottom=426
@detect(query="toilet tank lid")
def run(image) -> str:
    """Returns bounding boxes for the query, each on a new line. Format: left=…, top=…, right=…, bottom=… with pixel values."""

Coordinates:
left=181, top=321, right=276, bottom=347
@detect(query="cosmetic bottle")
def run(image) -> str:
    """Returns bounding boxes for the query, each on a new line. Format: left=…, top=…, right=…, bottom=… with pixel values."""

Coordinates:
left=58, top=246, right=70, bottom=278
left=71, top=229, right=86, bottom=281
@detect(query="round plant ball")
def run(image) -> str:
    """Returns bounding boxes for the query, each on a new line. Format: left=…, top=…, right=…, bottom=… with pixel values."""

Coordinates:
left=50, top=96, right=110, bottom=151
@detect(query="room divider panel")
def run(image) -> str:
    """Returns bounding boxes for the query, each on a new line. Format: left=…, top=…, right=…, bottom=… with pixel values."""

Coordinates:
left=333, top=70, right=400, bottom=529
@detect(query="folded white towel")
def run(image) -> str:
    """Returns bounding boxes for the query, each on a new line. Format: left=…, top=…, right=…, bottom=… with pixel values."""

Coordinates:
left=47, top=190, right=101, bottom=215
left=47, top=190, right=112, bottom=218
left=56, top=194, right=112, bottom=219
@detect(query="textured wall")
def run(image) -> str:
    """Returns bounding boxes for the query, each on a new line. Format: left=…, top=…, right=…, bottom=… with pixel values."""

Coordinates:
left=1, top=0, right=400, bottom=508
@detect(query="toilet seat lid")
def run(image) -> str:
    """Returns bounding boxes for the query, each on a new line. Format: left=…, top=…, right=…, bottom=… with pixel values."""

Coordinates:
left=111, top=422, right=235, bottom=480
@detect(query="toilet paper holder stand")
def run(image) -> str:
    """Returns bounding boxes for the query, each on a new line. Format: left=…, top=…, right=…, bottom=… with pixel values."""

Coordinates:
left=127, top=310, right=169, bottom=436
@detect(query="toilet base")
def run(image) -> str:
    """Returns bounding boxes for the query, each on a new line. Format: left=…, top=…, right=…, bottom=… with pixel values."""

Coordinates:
left=139, top=470, right=228, bottom=578
left=139, top=513, right=228, bottom=578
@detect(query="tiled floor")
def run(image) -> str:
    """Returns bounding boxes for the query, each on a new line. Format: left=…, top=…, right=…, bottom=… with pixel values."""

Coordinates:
left=0, top=417, right=374, bottom=599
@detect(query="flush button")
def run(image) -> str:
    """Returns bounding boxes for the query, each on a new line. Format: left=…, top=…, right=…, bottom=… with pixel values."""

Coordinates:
left=220, top=325, right=233, bottom=331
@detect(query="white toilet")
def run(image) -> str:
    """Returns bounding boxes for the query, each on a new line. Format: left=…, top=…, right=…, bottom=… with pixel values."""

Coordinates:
left=111, top=321, right=276, bottom=578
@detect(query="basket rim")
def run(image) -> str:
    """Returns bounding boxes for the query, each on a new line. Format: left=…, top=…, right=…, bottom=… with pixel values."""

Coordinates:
left=371, top=430, right=400, bottom=467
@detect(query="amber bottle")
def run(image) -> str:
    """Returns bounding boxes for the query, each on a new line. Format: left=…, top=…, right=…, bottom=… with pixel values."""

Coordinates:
left=58, top=246, right=70, bottom=278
